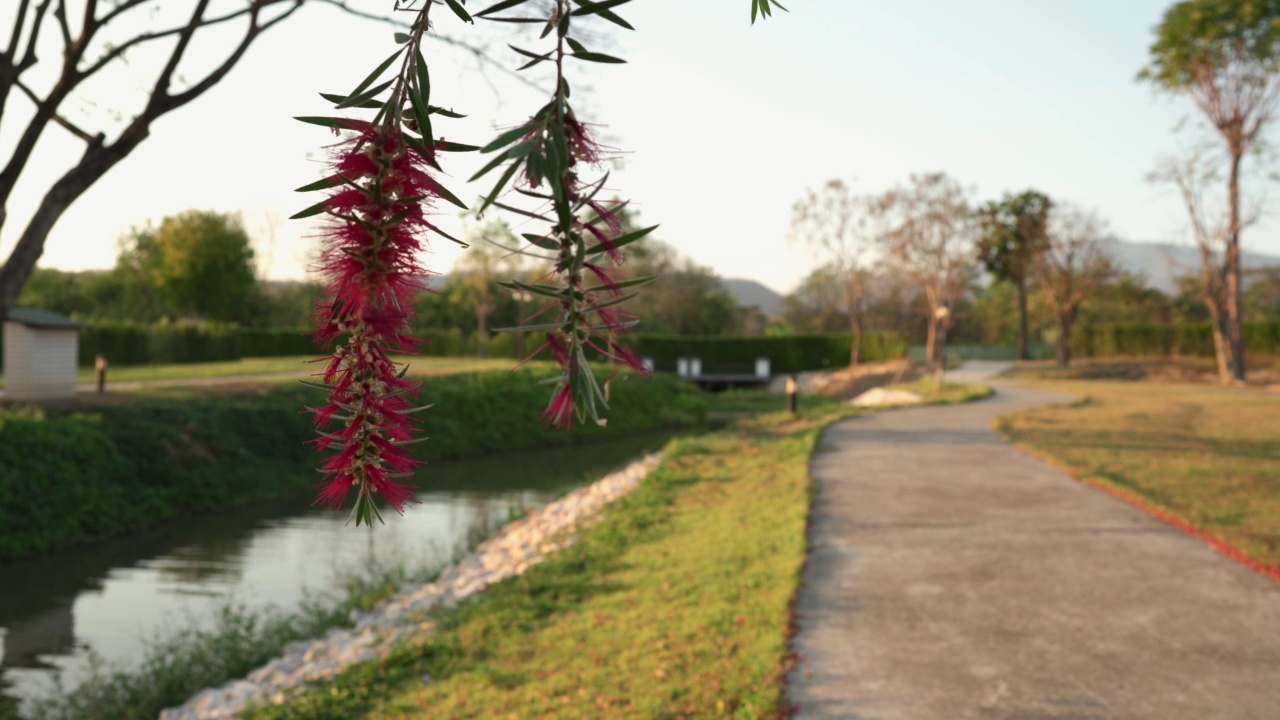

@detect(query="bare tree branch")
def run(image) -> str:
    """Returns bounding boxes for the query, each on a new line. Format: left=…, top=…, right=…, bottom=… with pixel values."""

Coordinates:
left=14, top=78, right=97, bottom=142
left=78, top=3, right=263, bottom=79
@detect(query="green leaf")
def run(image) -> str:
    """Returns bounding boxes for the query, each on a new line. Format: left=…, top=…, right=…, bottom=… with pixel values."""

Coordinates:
left=434, top=182, right=469, bottom=211
left=468, top=140, right=532, bottom=182
left=585, top=224, right=658, bottom=255
left=585, top=274, right=655, bottom=293
left=584, top=6, right=633, bottom=30
left=476, top=0, right=532, bottom=17
left=414, top=47, right=431, bottom=107
left=570, top=0, right=632, bottom=17
left=571, top=50, right=625, bottom=64
left=521, top=232, right=560, bottom=250
left=565, top=36, right=588, bottom=54
left=394, top=31, right=412, bottom=44
left=444, top=0, right=473, bottom=23
left=294, top=116, right=355, bottom=129
left=345, top=50, right=401, bottom=103
left=336, top=78, right=394, bottom=109
left=429, top=105, right=467, bottom=119
left=318, top=91, right=381, bottom=109
left=408, top=83, right=434, bottom=150
left=480, top=122, right=539, bottom=154
left=435, top=140, right=481, bottom=152
left=294, top=174, right=342, bottom=193
left=505, top=279, right=567, bottom=298
left=478, top=158, right=524, bottom=213
left=289, top=200, right=329, bottom=220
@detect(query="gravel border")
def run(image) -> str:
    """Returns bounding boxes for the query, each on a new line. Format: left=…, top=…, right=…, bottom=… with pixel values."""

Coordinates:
left=158, top=452, right=663, bottom=720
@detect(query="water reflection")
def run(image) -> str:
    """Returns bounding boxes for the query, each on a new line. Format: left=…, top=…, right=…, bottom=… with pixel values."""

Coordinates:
left=0, top=432, right=672, bottom=716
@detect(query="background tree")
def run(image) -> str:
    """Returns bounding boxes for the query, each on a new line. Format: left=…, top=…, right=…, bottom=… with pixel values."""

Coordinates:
left=115, top=210, right=258, bottom=322
left=1034, top=203, right=1114, bottom=367
left=1139, top=0, right=1280, bottom=383
left=619, top=240, right=740, bottom=336
left=454, top=218, right=521, bottom=359
left=0, top=1, right=511, bottom=322
left=877, top=172, right=976, bottom=364
left=789, top=179, right=880, bottom=365
left=976, top=190, right=1051, bottom=361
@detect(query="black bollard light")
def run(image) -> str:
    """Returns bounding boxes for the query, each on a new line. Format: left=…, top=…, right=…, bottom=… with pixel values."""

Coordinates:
left=786, top=374, right=798, bottom=414
left=95, top=354, right=108, bottom=393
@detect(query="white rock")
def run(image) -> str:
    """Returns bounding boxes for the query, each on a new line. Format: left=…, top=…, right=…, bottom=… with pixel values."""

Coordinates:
left=851, top=387, right=923, bottom=407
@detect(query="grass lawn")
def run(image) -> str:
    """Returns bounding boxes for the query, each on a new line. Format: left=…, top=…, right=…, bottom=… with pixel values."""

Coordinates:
left=63, top=355, right=522, bottom=386
left=242, top=381, right=991, bottom=720
left=997, top=373, right=1280, bottom=570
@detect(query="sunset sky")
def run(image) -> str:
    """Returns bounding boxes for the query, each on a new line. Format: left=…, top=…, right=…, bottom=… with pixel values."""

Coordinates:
left=3, top=0, right=1277, bottom=295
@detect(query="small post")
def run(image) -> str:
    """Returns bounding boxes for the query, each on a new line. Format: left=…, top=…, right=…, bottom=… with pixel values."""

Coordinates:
left=94, top=354, right=108, bottom=393
left=786, top=374, right=798, bottom=414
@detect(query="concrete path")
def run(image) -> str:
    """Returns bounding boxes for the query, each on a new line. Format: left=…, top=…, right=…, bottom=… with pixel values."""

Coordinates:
left=787, top=362, right=1280, bottom=720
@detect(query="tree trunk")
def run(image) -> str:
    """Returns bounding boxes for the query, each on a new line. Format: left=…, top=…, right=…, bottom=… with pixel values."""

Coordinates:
left=476, top=299, right=490, bottom=359
left=925, top=314, right=938, bottom=364
left=1209, top=301, right=1233, bottom=384
left=1055, top=310, right=1075, bottom=368
left=0, top=132, right=136, bottom=320
left=849, top=313, right=862, bottom=367
left=1224, top=150, right=1246, bottom=384
left=1016, top=277, right=1029, bottom=361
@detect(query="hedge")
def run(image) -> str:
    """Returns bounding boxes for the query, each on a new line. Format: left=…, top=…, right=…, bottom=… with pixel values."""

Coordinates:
left=78, top=321, right=240, bottom=366
left=629, top=332, right=909, bottom=374
left=0, top=370, right=706, bottom=562
left=1070, top=321, right=1280, bottom=358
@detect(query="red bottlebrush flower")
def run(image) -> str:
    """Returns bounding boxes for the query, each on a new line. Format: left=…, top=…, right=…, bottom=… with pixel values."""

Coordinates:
left=542, top=383, right=575, bottom=430
left=308, top=123, right=436, bottom=525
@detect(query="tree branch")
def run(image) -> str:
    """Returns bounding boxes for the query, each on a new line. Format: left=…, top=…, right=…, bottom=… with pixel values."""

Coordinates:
left=166, top=2, right=304, bottom=109
left=314, top=0, right=545, bottom=93
left=14, top=78, right=97, bottom=143
left=16, top=0, right=54, bottom=73
left=53, top=0, right=72, bottom=49
left=6, top=0, right=34, bottom=59
left=79, top=3, right=263, bottom=79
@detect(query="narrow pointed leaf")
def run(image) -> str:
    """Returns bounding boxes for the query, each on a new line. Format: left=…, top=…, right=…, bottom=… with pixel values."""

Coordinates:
left=290, top=200, right=329, bottom=220
left=476, top=0, right=531, bottom=16
left=444, top=0, right=473, bottom=22
left=345, top=50, right=401, bottom=102
left=585, top=224, right=658, bottom=255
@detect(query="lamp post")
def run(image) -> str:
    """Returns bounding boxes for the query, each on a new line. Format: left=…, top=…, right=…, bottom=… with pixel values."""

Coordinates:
left=513, top=290, right=534, bottom=358
left=934, top=305, right=951, bottom=391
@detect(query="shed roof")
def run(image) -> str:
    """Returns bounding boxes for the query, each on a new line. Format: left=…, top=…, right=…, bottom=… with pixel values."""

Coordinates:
left=5, top=307, right=84, bottom=329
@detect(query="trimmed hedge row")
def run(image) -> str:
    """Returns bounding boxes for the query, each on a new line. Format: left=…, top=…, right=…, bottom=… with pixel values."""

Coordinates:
left=0, top=370, right=706, bottom=562
left=1071, top=321, right=1280, bottom=358
left=78, top=321, right=240, bottom=366
left=629, top=332, right=909, bottom=374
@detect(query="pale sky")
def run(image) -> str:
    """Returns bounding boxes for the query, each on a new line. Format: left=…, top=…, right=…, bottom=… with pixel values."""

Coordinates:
left=4, top=0, right=1279, bottom=296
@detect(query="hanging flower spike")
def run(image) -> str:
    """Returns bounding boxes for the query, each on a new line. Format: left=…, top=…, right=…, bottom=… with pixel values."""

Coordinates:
left=294, top=0, right=473, bottom=526
left=471, top=0, right=658, bottom=430
left=308, top=124, right=435, bottom=525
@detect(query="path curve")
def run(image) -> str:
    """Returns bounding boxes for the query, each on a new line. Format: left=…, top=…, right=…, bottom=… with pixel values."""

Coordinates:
left=787, top=363, right=1280, bottom=720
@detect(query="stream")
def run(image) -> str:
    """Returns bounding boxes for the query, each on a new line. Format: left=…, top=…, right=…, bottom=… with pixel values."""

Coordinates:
left=0, top=431, right=674, bottom=716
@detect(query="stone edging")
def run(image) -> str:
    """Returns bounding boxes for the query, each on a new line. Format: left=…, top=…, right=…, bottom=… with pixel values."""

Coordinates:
left=158, top=452, right=663, bottom=720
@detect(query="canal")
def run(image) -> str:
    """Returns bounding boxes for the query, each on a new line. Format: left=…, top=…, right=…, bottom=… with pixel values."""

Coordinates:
left=0, top=431, right=674, bottom=716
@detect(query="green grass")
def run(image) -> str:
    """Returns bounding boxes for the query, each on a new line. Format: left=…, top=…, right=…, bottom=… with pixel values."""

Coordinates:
left=61, top=355, right=524, bottom=386
left=244, top=420, right=823, bottom=720
left=997, top=379, right=1280, bottom=567
left=237, top=385, right=992, bottom=720
left=885, top=377, right=995, bottom=404
left=16, top=562, right=443, bottom=720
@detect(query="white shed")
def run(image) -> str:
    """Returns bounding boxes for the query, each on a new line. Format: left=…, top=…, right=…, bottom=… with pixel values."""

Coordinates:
left=3, top=308, right=84, bottom=401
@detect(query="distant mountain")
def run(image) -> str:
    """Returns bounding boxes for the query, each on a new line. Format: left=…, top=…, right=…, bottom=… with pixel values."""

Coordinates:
left=1103, top=238, right=1280, bottom=295
left=718, top=278, right=785, bottom=316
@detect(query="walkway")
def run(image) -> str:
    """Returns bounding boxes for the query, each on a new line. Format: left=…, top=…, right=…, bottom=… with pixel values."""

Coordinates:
left=787, top=362, right=1280, bottom=719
